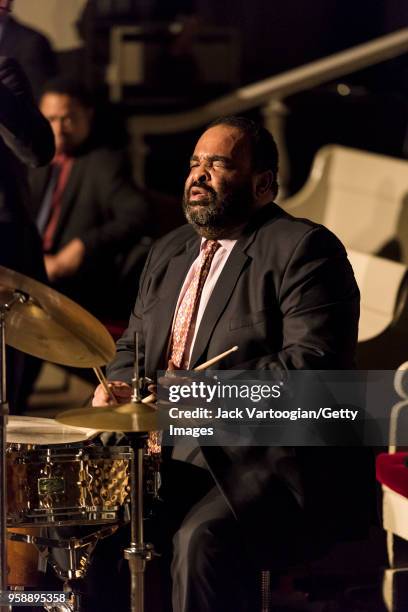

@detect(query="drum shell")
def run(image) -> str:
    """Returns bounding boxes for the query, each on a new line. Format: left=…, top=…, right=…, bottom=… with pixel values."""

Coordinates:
left=7, top=445, right=131, bottom=527
left=7, top=527, right=42, bottom=588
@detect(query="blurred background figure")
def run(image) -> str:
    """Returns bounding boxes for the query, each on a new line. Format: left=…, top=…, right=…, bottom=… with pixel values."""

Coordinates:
left=0, top=0, right=57, bottom=98
left=0, top=56, right=55, bottom=413
left=29, top=78, right=150, bottom=321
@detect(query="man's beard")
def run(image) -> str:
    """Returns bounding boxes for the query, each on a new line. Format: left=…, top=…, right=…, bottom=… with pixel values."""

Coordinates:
left=182, top=181, right=255, bottom=239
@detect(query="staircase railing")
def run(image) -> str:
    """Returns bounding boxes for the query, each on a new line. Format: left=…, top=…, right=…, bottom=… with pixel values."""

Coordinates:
left=122, top=27, right=408, bottom=186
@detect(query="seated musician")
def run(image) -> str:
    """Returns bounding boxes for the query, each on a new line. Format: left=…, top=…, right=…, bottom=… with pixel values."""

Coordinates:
left=93, top=116, right=373, bottom=611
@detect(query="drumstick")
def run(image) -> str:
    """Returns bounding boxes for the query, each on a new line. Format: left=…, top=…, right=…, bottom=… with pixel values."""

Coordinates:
left=93, top=367, right=117, bottom=403
left=141, top=345, right=239, bottom=404
left=194, top=345, right=239, bottom=371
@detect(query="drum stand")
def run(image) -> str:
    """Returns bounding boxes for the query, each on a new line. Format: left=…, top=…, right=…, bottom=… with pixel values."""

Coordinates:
left=23, top=432, right=157, bottom=612
left=8, top=524, right=120, bottom=612
left=125, top=433, right=154, bottom=612
left=124, top=341, right=155, bottom=612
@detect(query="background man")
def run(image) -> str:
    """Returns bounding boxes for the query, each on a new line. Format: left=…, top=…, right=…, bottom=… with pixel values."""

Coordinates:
left=0, top=0, right=57, bottom=99
left=93, top=117, right=372, bottom=612
left=29, top=78, right=150, bottom=319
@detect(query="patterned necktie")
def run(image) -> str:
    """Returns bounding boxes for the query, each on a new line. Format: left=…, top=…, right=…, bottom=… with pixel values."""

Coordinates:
left=170, top=239, right=220, bottom=369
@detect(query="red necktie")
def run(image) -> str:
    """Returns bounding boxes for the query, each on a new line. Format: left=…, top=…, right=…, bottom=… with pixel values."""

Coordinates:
left=42, top=154, right=73, bottom=252
left=170, top=240, right=220, bottom=368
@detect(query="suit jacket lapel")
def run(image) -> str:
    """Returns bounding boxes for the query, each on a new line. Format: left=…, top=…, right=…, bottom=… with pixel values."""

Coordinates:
left=146, top=235, right=200, bottom=373
left=189, top=241, right=249, bottom=368
left=189, top=203, right=279, bottom=368
left=148, top=203, right=279, bottom=372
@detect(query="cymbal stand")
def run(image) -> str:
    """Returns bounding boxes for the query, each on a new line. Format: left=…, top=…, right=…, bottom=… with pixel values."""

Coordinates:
left=124, top=434, right=154, bottom=612
left=0, top=292, right=27, bottom=610
left=124, top=333, right=155, bottom=612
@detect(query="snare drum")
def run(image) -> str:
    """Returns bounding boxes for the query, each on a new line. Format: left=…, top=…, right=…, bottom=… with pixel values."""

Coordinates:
left=7, top=445, right=131, bottom=527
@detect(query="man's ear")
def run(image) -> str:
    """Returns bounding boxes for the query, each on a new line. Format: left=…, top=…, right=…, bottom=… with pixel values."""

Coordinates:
left=253, top=170, right=273, bottom=199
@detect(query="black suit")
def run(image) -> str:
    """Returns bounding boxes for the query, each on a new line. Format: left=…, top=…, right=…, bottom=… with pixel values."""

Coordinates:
left=29, top=146, right=150, bottom=318
left=110, top=203, right=359, bottom=373
left=0, top=17, right=57, bottom=99
left=106, top=203, right=371, bottom=610
left=0, top=56, right=54, bottom=413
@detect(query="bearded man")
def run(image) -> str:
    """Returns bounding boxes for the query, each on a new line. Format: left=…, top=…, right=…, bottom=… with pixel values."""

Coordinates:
left=93, top=116, right=370, bottom=612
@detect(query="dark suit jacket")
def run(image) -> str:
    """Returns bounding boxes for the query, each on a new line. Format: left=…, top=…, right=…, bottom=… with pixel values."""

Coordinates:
left=108, top=204, right=372, bottom=559
left=29, top=146, right=150, bottom=317
left=0, top=55, right=54, bottom=274
left=0, top=17, right=57, bottom=99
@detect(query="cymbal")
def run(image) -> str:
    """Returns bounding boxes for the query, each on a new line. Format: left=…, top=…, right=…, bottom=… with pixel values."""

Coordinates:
left=56, top=402, right=158, bottom=432
left=0, top=265, right=115, bottom=367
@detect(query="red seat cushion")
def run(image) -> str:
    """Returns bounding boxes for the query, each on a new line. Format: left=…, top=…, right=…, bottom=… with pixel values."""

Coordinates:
left=376, top=452, right=408, bottom=497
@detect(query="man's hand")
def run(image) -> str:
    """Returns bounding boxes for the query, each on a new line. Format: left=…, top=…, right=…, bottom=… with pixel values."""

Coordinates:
left=146, top=360, right=180, bottom=402
left=44, top=254, right=59, bottom=281
left=92, top=381, right=132, bottom=407
left=44, top=238, right=85, bottom=281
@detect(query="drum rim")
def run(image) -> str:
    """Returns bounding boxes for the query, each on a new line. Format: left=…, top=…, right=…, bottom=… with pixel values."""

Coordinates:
left=8, top=507, right=125, bottom=526
left=6, top=445, right=132, bottom=460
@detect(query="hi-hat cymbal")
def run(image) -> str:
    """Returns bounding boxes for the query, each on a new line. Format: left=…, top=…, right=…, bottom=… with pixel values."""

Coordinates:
left=56, top=402, right=158, bottom=432
left=0, top=265, right=115, bottom=367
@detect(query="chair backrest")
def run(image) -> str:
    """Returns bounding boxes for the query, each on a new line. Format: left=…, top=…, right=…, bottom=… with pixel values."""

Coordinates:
left=347, top=249, right=408, bottom=342
left=284, top=145, right=408, bottom=260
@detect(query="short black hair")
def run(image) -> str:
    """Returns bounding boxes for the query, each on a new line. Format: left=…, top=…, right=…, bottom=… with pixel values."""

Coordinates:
left=40, top=77, right=93, bottom=108
left=208, top=115, right=279, bottom=198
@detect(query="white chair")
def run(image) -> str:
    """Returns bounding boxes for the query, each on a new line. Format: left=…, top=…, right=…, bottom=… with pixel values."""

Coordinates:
left=347, top=250, right=408, bottom=343
left=283, top=145, right=408, bottom=262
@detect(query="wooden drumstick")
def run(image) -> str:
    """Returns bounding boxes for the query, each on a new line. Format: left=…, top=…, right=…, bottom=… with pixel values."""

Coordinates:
left=193, top=345, right=239, bottom=371
left=93, top=366, right=117, bottom=403
left=141, top=345, right=239, bottom=404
